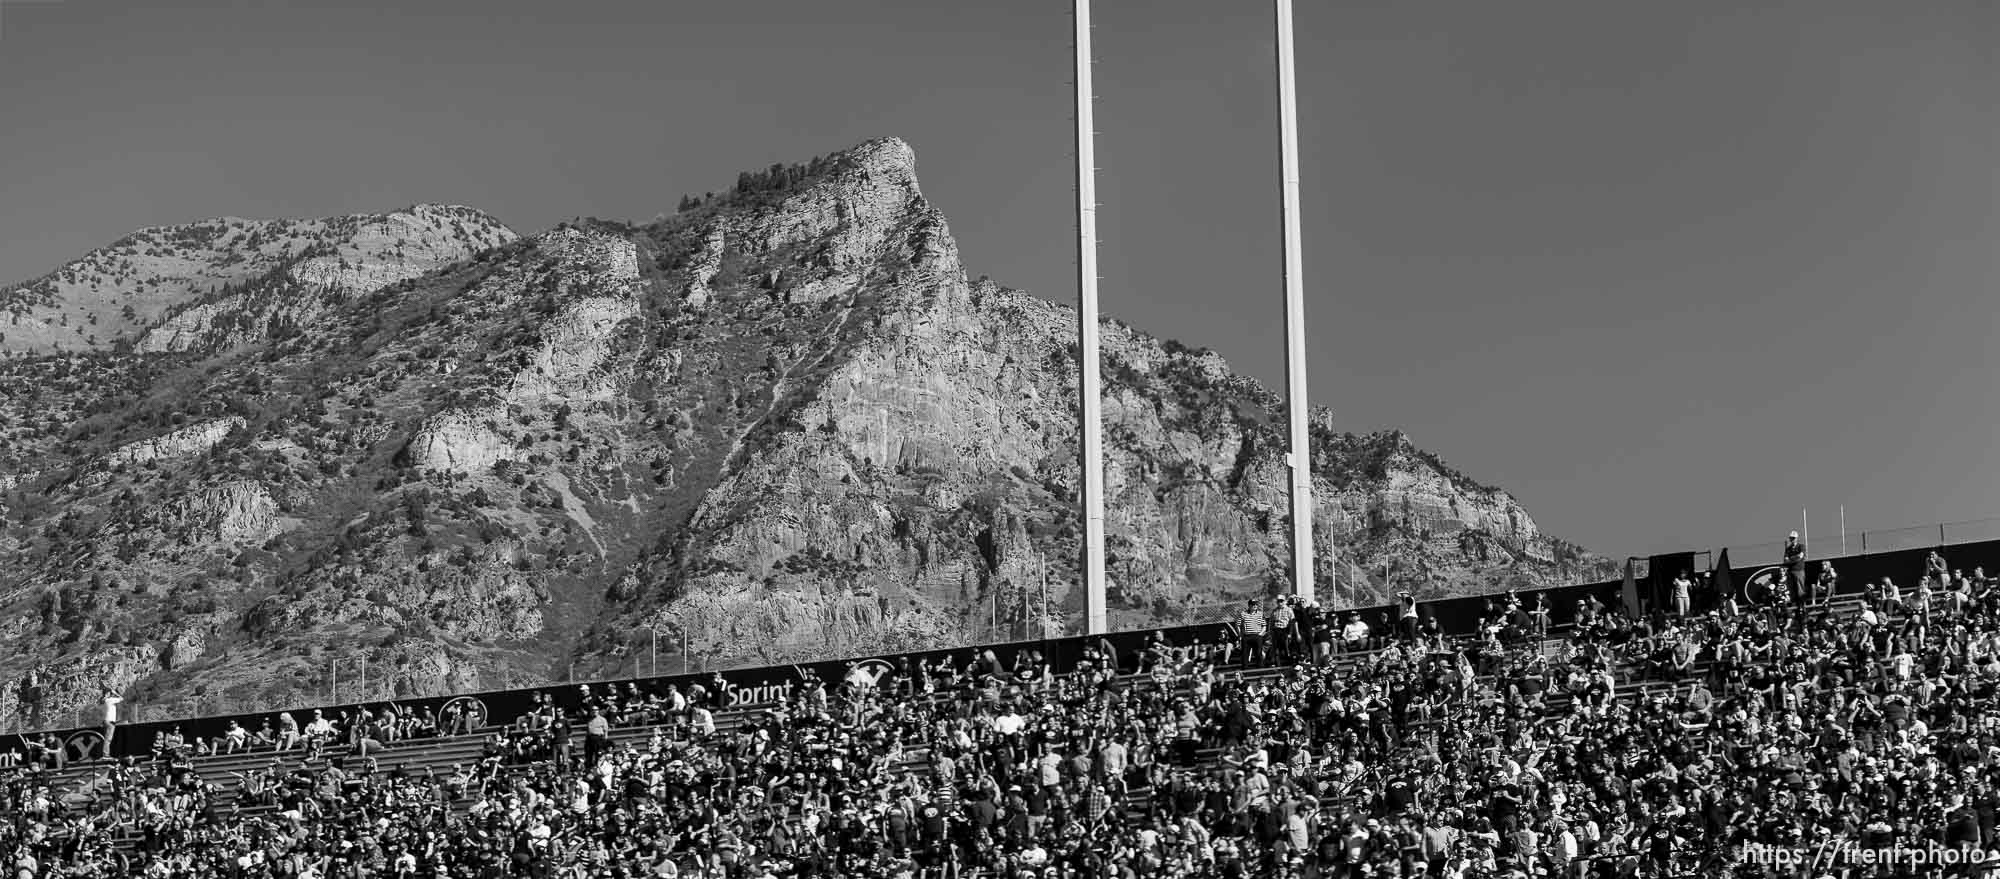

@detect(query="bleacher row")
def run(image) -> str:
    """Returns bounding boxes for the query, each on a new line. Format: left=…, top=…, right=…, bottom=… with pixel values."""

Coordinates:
left=31, top=593, right=1873, bottom=854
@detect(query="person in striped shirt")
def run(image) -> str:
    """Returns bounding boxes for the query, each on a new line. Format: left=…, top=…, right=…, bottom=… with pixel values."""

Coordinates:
left=1238, top=600, right=1268, bottom=667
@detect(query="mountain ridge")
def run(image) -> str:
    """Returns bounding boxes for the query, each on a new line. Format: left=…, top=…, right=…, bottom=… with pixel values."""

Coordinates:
left=0, top=137, right=1612, bottom=730
left=0, top=203, right=516, bottom=355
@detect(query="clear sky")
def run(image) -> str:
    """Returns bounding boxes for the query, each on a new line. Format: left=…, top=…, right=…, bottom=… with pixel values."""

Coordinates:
left=0, top=0, right=1993, bottom=559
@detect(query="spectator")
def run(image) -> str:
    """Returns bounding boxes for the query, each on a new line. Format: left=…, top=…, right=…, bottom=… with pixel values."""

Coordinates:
left=1814, top=560, right=1839, bottom=605
left=1783, top=530, right=1806, bottom=601
left=583, top=708, right=610, bottom=766
left=1268, top=599, right=1296, bottom=665
left=222, top=720, right=248, bottom=754
left=1340, top=613, right=1370, bottom=653
left=101, top=686, right=122, bottom=754
left=1236, top=601, right=1267, bottom=668
left=304, top=709, right=334, bottom=741
left=1396, top=591, right=1419, bottom=642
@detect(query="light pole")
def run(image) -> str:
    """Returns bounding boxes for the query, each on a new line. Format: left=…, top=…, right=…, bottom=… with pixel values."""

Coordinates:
left=1275, top=0, right=1315, bottom=605
left=1075, top=0, right=1108, bottom=636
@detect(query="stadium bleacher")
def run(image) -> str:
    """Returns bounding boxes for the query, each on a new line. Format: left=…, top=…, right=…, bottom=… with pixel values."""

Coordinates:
left=3, top=538, right=1997, bottom=878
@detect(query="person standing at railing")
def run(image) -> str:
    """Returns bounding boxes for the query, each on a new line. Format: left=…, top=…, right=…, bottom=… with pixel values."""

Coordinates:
left=1783, top=530, right=1806, bottom=603
left=99, top=686, right=122, bottom=759
left=1269, top=598, right=1297, bottom=665
left=580, top=709, right=609, bottom=769
left=1303, top=602, right=1333, bottom=665
left=1237, top=601, right=1268, bottom=668
left=1396, top=591, right=1419, bottom=644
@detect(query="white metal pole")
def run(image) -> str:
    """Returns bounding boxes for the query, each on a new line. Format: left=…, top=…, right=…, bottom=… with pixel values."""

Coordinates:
left=1276, top=0, right=1315, bottom=605
left=1076, top=0, right=1109, bottom=635
left=1840, top=506, right=1847, bottom=556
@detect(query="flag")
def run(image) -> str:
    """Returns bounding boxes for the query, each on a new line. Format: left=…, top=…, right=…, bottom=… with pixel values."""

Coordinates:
left=1713, top=549, right=1734, bottom=607
left=1622, top=559, right=1640, bottom=618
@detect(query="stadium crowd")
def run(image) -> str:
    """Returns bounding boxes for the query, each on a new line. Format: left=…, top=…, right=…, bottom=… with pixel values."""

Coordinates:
left=4, top=545, right=1999, bottom=879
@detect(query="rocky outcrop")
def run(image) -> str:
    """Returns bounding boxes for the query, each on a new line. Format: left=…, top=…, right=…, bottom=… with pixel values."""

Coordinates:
left=133, top=298, right=239, bottom=354
left=410, top=412, right=512, bottom=474
left=681, top=228, right=726, bottom=309
left=178, top=481, right=282, bottom=543
left=162, top=628, right=207, bottom=671
left=501, top=232, right=642, bottom=402
left=505, top=294, right=638, bottom=401
left=105, top=418, right=244, bottom=467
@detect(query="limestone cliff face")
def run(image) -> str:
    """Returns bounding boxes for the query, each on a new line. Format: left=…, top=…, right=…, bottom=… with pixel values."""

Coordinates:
left=409, top=228, right=644, bottom=474
left=643, top=281, right=1604, bottom=663
left=0, top=138, right=1611, bottom=730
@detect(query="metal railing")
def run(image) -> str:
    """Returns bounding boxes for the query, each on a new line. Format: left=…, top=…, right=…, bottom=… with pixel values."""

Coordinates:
left=1716, top=514, right=2000, bottom=568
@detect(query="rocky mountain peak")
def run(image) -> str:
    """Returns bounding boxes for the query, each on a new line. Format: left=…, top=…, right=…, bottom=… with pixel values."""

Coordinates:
left=843, top=137, right=921, bottom=187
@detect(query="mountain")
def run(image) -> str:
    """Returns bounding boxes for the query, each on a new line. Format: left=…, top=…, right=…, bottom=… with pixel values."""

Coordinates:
left=0, top=138, right=1612, bottom=729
